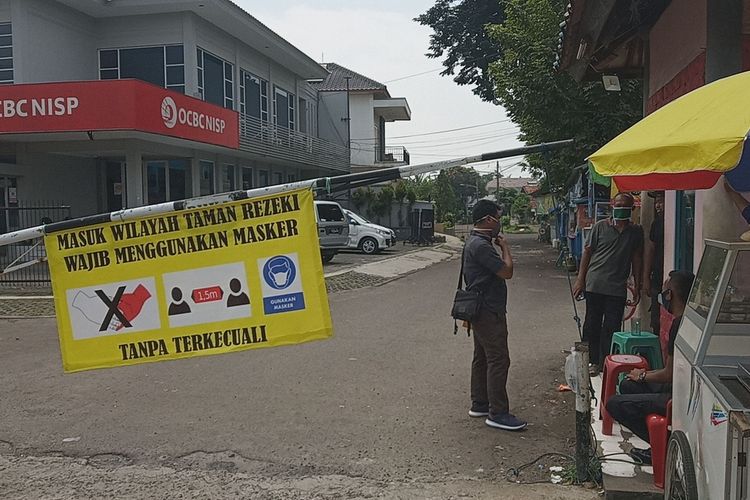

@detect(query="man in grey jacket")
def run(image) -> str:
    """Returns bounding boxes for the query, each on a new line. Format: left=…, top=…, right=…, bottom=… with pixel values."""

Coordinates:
left=463, top=199, right=526, bottom=431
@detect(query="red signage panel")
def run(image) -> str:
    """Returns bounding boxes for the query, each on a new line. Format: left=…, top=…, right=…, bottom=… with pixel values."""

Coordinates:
left=0, top=80, right=239, bottom=149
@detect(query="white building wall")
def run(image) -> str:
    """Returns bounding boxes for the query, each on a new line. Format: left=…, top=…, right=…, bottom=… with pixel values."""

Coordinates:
left=96, top=13, right=185, bottom=50
left=349, top=93, right=375, bottom=166
left=12, top=0, right=96, bottom=83
left=0, top=1, right=10, bottom=21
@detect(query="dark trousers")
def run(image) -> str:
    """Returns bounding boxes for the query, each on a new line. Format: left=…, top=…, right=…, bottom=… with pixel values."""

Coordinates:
left=605, top=379, right=671, bottom=443
left=471, top=307, right=510, bottom=417
left=583, top=292, right=626, bottom=365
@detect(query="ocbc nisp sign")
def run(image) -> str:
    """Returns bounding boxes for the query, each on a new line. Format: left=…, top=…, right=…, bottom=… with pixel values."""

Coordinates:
left=0, top=80, right=239, bottom=149
left=160, top=96, right=226, bottom=134
left=0, top=97, right=79, bottom=118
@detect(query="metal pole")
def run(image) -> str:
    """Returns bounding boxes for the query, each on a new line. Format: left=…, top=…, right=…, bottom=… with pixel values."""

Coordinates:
left=0, top=140, right=575, bottom=246
left=574, top=341, right=592, bottom=483
left=344, top=75, right=352, bottom=204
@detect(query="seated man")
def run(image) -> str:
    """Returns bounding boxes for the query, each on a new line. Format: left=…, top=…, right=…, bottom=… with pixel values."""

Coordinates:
left=724, top=179, right=750, bottom=241
left=605, top=269, right=695, bottom=465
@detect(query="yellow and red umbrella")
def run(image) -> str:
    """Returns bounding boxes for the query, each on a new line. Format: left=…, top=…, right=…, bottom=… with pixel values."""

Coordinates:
left=588, top=71, right=750, bottom=192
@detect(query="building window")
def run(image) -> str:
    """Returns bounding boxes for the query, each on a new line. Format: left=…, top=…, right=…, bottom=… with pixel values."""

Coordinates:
left=258, top=169, right=269, bottom=187
left=99, top=45, right=184, bottom=93
left=273, top=87, right=295, bottom=130
left=288, top=173, right=296, bottom=183
left=199, top=160, right=215, bottom=195
left=239, top=70, right=268, bottom=121
left=146, top=160, right=191, bottom=204
left=197, top=48, right=233, bottom=109
left=240, top=167, right=253, bottom=190
left=273, top=172, right=284, bottom=185
left=221, top=164, right=236, bottom=192
left=0, top=23, right=13, bottom=84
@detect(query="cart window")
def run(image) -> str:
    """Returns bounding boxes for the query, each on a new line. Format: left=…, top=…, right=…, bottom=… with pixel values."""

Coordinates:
left=718, top=250, right=750, bottom=324
left=688, top=245, right=728, bottom=318
left=316, top=204, right=344, bottom=222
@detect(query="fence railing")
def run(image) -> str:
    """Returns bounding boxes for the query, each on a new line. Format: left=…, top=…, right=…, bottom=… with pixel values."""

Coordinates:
left=239, top=114, right=350, bottom=173
left=376, top=146, right=409, bottom=164
left=0, top=202, right=71, bottom=285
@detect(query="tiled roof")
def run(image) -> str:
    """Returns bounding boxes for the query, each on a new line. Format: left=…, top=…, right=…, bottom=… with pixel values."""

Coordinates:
left=314, top=63, right=389, bottom=95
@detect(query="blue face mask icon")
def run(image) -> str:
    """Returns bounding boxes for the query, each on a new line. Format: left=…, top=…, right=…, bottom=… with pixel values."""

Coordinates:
left=264, top=256, right=296, bottom=290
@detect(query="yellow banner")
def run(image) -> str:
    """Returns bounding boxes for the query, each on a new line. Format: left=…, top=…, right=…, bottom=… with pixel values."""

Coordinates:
left=45, top=188, right=332, bottom=372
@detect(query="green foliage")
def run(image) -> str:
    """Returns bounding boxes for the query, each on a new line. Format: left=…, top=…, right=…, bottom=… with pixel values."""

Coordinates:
left=415, top=0, right=505, bottom=102
left=417, top=0, right=643, bottom=192
left=511, top=192, right=531, bottom=222
left=393, top=180, right=409, bottom=203
left=494, top=187, right=519, bottom=215
left=443, top=212, right=456, bottom=228
left=486, top=0, right=642, bottom=191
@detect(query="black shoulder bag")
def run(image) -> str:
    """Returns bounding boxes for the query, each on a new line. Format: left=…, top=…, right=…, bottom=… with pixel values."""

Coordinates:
left=450, top=246, right=482, bottom=336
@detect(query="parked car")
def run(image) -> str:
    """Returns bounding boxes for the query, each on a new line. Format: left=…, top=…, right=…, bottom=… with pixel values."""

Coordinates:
left=344, top=209, right=396, bottom=254
left=314, top=200, right=349, bottom=263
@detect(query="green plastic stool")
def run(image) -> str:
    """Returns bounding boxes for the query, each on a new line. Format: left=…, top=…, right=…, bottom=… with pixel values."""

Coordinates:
left=610, top=331, right=663, bottom=370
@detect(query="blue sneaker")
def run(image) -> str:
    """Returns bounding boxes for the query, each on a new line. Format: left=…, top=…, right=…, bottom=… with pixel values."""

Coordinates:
left=468, top=402, right=489, bottom=418
left=485, top=413, right=527, bottom=431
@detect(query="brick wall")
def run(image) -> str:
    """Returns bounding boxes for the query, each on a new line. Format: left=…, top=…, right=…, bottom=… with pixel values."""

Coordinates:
left=646, top=52, right=706, bottom=114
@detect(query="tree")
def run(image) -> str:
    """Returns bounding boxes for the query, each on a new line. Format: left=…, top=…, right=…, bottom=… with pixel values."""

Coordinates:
left=487, top=0, right=642, bottom=191
left=415, top=0, right=505, bottom=102
left=511, top=192, right=531, bottom=223
left=417, top=0, right=643, bottom=192
left=494, top=187, right=518, bottom=216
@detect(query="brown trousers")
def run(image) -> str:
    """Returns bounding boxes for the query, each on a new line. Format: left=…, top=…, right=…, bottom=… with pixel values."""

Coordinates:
left=470, top=307, right=510, bottom=417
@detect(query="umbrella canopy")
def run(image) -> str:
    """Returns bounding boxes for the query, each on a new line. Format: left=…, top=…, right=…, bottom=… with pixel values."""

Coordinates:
left=588, top=71, right=750, bottom=192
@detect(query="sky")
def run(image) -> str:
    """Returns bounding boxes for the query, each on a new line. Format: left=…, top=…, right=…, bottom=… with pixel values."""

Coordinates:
left=234, top=0, right=527, bottom=178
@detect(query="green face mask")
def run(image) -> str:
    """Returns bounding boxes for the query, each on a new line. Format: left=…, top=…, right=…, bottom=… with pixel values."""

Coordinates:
left=612, top=207, right=632, bottom=220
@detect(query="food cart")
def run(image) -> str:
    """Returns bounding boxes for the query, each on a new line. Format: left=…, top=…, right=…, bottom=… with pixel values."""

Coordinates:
left=669, top=239, right=750, bottom=499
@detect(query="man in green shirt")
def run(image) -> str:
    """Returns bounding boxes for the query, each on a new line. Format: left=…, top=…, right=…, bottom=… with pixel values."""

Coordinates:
left=573, top=193, right=644, bottom=375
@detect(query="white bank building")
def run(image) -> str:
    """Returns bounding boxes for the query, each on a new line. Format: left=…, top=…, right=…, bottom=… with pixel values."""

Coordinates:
left=0, top=0, right=358, bottom=234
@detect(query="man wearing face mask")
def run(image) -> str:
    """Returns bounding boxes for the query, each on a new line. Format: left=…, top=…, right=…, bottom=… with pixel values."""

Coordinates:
left=573, top=192, right=644, bottom=375
left=462, top=199, right=526, bottom=431
left=605, top=270, right=694, bottom=465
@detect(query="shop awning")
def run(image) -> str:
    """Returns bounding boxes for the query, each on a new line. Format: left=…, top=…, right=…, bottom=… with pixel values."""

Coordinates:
left=588, top=71, right=750, bottom=192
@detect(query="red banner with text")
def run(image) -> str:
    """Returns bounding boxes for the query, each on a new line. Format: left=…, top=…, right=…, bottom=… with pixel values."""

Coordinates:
left=0, top=80, right=239, bottom=149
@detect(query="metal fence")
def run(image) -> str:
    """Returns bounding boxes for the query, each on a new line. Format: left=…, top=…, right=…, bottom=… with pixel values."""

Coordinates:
left=0, top=202, right=71, bottom=285
left=239, top=114, right=350, bottom=173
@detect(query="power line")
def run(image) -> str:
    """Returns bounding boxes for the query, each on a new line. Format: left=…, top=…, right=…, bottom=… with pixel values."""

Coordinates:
left=383, top=67, right=443, bottom=83
left=387, top=119, right=514, bottom=139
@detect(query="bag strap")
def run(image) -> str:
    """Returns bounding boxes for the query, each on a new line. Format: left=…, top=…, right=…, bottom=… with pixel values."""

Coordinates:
left=457, top=243, right=466, bottom=290
left=454, top=243, right=471, bottom=337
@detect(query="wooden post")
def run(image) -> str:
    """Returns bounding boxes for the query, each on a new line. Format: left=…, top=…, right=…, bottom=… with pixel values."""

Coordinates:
left=574, top=341, right=591, bottom=483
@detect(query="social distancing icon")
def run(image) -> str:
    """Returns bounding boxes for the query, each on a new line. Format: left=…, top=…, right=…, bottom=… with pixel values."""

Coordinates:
left=162, top=262, right=252, bottom=328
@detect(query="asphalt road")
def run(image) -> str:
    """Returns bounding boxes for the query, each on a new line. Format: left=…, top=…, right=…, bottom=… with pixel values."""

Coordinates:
left=0, top=235, right=597, bottom=499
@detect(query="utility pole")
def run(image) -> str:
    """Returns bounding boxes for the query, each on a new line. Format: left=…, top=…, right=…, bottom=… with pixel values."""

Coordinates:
left=344, top=75, right=352, bottom=204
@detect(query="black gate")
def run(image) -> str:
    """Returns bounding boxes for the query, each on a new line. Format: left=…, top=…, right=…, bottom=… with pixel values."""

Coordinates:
left=0, top=202, right=71, bottom=285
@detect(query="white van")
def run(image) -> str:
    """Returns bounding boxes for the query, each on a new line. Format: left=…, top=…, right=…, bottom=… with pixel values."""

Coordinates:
left=314, top=200, right=349, bottom=263
left=344, top=209, right=396, bottom=254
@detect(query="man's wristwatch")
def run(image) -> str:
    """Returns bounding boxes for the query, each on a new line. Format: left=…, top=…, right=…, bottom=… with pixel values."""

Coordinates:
left=638, top=371, right=647, bottom=382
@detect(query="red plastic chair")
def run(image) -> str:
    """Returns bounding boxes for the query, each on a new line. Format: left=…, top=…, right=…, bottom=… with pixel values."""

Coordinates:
left=646, top=400, right=672, bottom=489
left=599, top=354, right=650, bottom=436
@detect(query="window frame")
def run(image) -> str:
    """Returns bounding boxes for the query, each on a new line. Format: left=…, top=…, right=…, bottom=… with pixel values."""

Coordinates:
left=197, top=47, right=234, bottom=109
left=273, top=86, right=295, bottom=130
left=0, top=23, right=14, bottom=84
left=239, top=69, right=269, bottom=121
left=199, top=160, right=215, bottom=196
left=98, top=44, right=184, bottom=93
